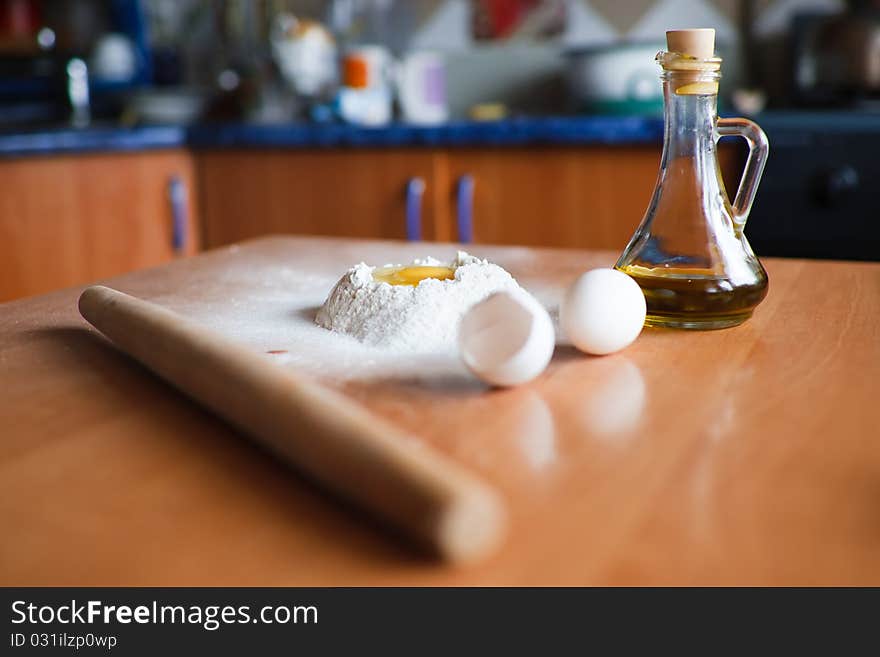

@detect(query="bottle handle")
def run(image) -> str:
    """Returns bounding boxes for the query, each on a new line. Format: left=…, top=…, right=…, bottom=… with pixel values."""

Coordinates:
left=715, top=117, right=769, bottom=228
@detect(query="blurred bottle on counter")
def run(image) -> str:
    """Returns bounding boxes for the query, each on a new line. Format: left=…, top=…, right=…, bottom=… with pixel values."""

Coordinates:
left=337, top=44, right=393, bottom=125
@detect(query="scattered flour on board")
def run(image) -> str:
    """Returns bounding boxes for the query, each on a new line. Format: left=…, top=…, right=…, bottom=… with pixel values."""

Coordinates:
left=151, top=248, right=561, bottom=384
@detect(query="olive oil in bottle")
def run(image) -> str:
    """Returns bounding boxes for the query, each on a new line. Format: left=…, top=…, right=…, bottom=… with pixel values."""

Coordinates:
left=617, top=265, right=768, bottom=329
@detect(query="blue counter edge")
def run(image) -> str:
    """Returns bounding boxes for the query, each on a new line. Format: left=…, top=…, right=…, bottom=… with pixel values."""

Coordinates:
left=2, top=111, right=877, bottom=158
left=185, top=116, right=665, bottom=149
left=0, top=125, right=188, bottom=158
left=0, top=117, right=664, bottom=158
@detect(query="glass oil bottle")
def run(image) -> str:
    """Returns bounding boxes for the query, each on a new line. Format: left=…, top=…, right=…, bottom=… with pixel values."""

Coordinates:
left=615, top=29, right=770, bottom=329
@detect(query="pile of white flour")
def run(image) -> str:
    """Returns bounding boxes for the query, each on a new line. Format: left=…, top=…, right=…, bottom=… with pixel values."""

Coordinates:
left=316, top=251, right=525, bottom=352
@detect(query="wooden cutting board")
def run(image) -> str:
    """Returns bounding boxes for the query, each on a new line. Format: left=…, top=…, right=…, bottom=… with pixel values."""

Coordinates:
left=2, top=236, right=879, bottom=585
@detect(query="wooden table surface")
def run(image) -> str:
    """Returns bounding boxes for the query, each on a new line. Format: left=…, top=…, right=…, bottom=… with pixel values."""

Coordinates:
left=2, top=236, right=879, bottom=585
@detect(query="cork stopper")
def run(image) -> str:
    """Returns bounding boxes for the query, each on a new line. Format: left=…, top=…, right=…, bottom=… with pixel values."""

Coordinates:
left=666, top=29, right=715, bottom=59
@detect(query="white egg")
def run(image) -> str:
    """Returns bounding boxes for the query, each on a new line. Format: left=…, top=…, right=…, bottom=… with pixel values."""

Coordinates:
left=560, top=269, right=646, bottom=355
left=459, top=292, right=555, bottom=387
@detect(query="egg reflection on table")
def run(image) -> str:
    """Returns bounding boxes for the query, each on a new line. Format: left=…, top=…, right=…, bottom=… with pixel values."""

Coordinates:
left=509, top=391, right=557, bottom=470
left=580, top=357, right=646, bottom=439
left=549, top=355, right=647, bottom=444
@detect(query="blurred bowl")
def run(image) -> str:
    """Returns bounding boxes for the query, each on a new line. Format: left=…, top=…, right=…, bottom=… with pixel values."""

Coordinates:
left=565, top=42, right=665, bottom=115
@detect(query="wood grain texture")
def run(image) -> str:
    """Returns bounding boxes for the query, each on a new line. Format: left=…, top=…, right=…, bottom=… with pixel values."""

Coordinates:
left=446, top=146, right=658, bottom=249
left=197, top=146, right=739, bottom=252
left=197, top=149, right=446, bottom=247
left=1, top=236, right=878, bottom=585
left=0, top=150, right=200, bottom=302
left=445, top=145, right=741, bottom=249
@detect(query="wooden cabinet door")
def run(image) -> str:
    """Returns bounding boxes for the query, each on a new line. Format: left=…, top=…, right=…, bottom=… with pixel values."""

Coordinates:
left=444, top=145, right=745, bottom=251
left=443, top=146, right=661, bottom=251
left=198, top=149, right=451, bottom=248
left=0, top=150, right=200, bottom=301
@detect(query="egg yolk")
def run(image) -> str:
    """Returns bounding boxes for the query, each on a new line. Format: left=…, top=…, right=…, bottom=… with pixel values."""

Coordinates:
left=373, top=266, right=456, bottom=286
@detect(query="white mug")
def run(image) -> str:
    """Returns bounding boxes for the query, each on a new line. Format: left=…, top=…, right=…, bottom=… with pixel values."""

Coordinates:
left=396, top=52, right=448, bottom=125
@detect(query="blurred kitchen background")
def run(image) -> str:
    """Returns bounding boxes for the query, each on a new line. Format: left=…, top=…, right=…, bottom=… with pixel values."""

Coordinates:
left=5, top=0, right=879, bottom=122
left=1, top=0, right=878, bottom=301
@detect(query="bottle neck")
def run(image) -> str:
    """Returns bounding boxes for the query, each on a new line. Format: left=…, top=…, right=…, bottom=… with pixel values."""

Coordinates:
left=661, top=78, right=718, bottom=159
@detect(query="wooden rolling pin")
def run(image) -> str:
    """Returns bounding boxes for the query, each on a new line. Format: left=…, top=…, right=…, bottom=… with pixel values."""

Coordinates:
left=79, top=285, right=506, bottom=564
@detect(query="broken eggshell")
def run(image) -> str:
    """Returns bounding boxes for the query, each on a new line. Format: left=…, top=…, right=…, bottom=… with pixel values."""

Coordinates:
left=458, top=292, right=555, bottom=387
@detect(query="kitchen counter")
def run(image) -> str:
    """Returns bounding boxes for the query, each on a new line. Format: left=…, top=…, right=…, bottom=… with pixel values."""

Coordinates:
left=2, top=236, right=879, bottom=585
left=2, top=110, right=878, bottom=159
left=0, top=116, right=663, bottom=158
